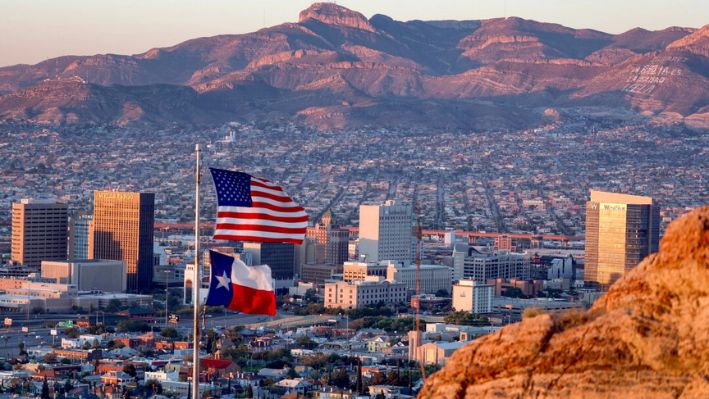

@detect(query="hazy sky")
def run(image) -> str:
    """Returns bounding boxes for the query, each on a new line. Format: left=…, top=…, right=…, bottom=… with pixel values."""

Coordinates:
left=1, top=0, right=706, bottom=67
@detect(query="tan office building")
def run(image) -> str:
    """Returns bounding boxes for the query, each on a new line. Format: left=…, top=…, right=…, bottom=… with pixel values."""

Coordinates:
left=324, top=277, right=407, bottom=309
left=584, top=190, right=659, bottom=286
left=11, top=199, right=68, bottom=269
left=342, top=261, right=387, bottom=282
left=41, top=259, right=126, bottom=292
left=91, top=191, right=155, bottom=291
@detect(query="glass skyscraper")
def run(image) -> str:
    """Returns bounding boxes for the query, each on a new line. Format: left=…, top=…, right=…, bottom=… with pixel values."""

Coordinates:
left=584, top=190, right=660, bottom=286
left=69, top=213, right=93, bottom=260
left=91, top=191, right=155, bottom=291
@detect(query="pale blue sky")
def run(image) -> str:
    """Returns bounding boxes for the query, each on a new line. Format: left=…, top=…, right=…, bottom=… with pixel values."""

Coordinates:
left=1, top=0, right=706, bottom=67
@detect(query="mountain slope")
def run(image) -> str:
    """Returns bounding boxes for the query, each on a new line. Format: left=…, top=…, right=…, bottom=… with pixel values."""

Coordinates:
left=0, top=2, right=706, bottom=130
left=419, top=206, right=709, bottom=399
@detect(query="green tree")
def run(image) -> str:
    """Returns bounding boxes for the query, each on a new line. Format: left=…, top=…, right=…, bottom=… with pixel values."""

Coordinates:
left=122, top=364, right=137, bottom=378
left=294, top=335, right=317, bottom=349
left=40, top=378, right=50, bottom=399
left=106, top=299, right=122, bottom=312
left=63, top=379, right=73, bottom=393
left=160, top=327, right=178, bottom=339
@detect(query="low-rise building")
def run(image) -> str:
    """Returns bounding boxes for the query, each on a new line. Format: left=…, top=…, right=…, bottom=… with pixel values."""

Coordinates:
left=301, top=263, right=336, bottom=284
left=385, top=261, right=452, bottom=294
left=459, top=248, right=531, bottom=282
left=41, top=259, right=126, bottom=292
left=411, top=340, right=467, bottom=366
left=493, top=297, right=583, bottom=321
left=342, top=261, right=387, bottom=282
left=324, top=277, right=407, bottom=309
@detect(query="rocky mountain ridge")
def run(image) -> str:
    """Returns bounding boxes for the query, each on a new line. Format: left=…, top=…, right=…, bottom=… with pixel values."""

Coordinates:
left=0, top=2, right=707, bottom=129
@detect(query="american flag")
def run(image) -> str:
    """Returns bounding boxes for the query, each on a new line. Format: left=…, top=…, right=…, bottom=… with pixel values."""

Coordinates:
left=209, top=168, right=307, bottom=244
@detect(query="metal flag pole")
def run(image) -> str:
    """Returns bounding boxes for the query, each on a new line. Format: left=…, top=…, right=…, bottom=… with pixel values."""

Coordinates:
left=192, top=143, right=201, bottom=399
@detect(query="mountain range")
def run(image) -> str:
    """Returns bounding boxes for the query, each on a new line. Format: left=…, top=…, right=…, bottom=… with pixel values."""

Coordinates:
left=1, top=2, right=708, bottom=130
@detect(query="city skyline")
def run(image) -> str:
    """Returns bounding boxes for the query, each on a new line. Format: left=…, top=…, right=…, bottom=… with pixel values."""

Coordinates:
left=1, top=0, right=707, bottom=66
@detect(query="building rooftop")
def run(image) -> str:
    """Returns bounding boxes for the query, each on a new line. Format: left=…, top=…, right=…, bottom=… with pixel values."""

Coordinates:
left=590, top=190, right=653, bottom=205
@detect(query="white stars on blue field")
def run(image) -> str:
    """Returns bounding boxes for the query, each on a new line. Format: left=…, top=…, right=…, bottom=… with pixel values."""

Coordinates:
left=210, top=168, right=253, bottom=207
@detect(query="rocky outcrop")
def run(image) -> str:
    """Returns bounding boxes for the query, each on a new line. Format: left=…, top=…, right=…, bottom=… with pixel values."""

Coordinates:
left=419, top=206, right=709, bottom=399
left=298, top=2, right=375, bottom=32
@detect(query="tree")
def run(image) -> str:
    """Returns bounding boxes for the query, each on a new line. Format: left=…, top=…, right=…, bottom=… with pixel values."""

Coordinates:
left=434, top=289, right=450, bottom=298
left=286, top=367, right=299, bottom=379
left=304, top=289, right=318, bottom=303
left=294, top=335, right=317, bottom=349
left=43, top=353, right=57, bottom=364
left=122, top=364, right=137, bottom=378
left=330, top=369, right=350, bottom=389
left=40, top=378, right=49, bottom=399
left=106, top=299, right=122, bottom=312
left=63, top=379, right=73, bottom=393
left=160, top=327, right=178, bottom=339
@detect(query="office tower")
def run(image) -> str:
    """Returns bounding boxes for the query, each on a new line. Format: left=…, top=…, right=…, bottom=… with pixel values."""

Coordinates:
left=91, top=191, right=155, bottom=291
left=242, top=242, right=295, bottom=280
left=306, top=210, right=349, bottom=267
left=11, top=199, right=68, bottom=269
left=584, top=190, right=660, bottom=286
left=327, top=229, right=349, bottom=267
left=452, top=280, right=494, bottom=313
left=358, top=200, right=413, bottom=263
left=306, top=218, right=330, bottom=264
left=68, top=213, right=93, bottom=260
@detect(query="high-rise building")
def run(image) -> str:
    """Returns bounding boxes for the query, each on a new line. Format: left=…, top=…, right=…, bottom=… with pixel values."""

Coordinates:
left=584, top=190, right=659, bottom=286
left=11, top=199, right=68, bottom=269
left=306, top=210, right=350, bottom=268
left=68, top=213, right=93, bottom=260
left=327, top=229, right=350, bottom=267
left=452, top=280, right=494, bottom=314
left=358, top=200, right=413, bottom=263
left=242, top=242, right=295, bottom=280
left=91, top=191, right=155, bottom=291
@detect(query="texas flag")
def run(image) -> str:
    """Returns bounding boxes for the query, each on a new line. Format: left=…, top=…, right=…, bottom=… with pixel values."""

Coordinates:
left=205, top=250, right=276, bottom=316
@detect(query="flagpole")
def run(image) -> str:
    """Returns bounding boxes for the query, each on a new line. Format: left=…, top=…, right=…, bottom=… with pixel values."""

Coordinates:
left=192, top=143, right=201, bottom=399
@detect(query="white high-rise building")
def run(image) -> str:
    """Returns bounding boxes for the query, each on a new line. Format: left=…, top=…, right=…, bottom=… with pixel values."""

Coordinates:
left=358, top=200, right=413, bottom=263
left=452, top=280, right=494, bottom=314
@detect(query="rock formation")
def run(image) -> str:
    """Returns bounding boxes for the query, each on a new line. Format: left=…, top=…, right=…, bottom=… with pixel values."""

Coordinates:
left=419, top=206, right=709, bottom=399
